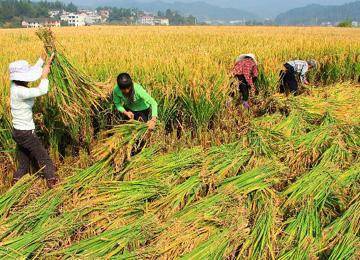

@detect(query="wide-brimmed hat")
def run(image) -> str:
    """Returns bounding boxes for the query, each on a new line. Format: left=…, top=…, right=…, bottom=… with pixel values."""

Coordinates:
left=236, top=53, right=258, bottom=64
left=9, top=58, right=43, bottom=82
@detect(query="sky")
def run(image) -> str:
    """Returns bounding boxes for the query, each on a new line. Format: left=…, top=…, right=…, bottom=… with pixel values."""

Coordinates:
left=64, top=0, right=353, bottom=18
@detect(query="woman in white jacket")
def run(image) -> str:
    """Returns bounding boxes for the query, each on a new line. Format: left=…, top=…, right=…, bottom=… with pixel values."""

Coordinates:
left=9, top=53, right=59, bottom=188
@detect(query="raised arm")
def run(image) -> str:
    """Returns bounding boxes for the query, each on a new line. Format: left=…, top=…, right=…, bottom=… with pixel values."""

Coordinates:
left=15, top=79, right=49, bottom=99
left=15, top=53, right=55, bottom=100
left=33, top=58, right=45, bottom=69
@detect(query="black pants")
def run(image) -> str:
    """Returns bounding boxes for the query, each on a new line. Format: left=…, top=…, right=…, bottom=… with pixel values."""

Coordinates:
left=236, top=75, right=258, bottom=102
left=132, top=108, right=151, bottom=122
left=280, top=63, right=298, bottom=94
left=12, top=129, right=56, bottom=180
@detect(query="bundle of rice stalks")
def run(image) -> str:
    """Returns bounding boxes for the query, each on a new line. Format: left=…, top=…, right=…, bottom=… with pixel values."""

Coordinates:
left=93, top=121, right=149, bottom=168
left=0, top=190, right=64, bottom=239
left=179, top=229, right=233, bottom=259
left=319, top=198, right=360, bottom=259
left=81, top=179, right=168, bottom=218
left=151, top=175, right=203, bottom=218
left=36, top=28, right=106, bottom=127
left=282, top=163, right=342, bottom=210
left=62, top=161, right=113, bottom=192
left=146, top=193, right=248, bottom=258
left=57, top=215, right=159, bottom=258
left=0, top=211, right=85, bottom=259
left=327, top=233, right=359, bottom=260
left=274, top=110, right=313, bottom=138
left=239, top=189, right=279, bottom=259
left=220, top=163, right=282, bottom=195
left=336, top=162, right=360, bottom=197
left=288, top=122, right=359, bottom=173
left=322, top=199, right=360, bottom=251
left=0, top=175, right=36, bottom=218
left=0, top=162, right=112, bottom=240
left=121, top=146, right=204, bottom=181
left=201, top=142, right=252, bottom=187
left=279, top=200, right=322, bottom=258
left=241, top=124, right=284, bottom=160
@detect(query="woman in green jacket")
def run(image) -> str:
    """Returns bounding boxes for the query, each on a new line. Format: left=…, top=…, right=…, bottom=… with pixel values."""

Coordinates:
left=113, top=73, right=158, bottom=130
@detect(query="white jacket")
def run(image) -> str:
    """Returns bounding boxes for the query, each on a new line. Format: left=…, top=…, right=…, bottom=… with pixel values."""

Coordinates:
left=10, top=79, right=49, bottom=130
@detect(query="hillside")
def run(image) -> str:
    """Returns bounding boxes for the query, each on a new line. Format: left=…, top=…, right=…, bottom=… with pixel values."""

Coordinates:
left=275, top=1, right=360, bottom=25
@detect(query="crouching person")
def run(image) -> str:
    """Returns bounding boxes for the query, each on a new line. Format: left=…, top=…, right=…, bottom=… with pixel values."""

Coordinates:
left=231, top=54, right=259, bottom=109
left=10, top=53, right=59, bottom=188
left=279, top=59, right=318, bottom=95
left=113, top=73, right=158, bottom=130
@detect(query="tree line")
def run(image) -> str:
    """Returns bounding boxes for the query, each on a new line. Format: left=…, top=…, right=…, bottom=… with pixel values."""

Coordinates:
left=0, top=0, right=77, bottom=27
left=97, top=7, right=197, bottom=25
left=0, top=0, right=197, bottom=28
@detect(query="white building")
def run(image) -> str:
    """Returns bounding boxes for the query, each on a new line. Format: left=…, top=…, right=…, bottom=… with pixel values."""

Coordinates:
left=352, top=21, right=359, bottom=27
left=320, top=21, right=334, bottom=27
left=138, top=15, right=169, bottom=26
left=49, top=10, right=60, bottom=18
left=154, top=18, right=170, bottom=26
left=60, top=13, right=86, bottom=27
left=139, top=15, right=155, bottom=25
left=80, top=13, right=102, bottom=25
left=22, top=18, right=61, bottom=28
left=99, top=9, right=110, bottom=22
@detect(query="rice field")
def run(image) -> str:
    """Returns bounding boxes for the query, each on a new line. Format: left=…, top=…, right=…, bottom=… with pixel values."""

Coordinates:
left=0, top=26, right=359, bottom=259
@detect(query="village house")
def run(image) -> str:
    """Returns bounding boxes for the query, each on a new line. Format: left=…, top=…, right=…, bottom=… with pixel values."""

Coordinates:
left=49, top=10, right=61, bottom=18
left=99, top=9, right=110, bottom=23
left=60, top=13, right=86, bottom=27
left=154, top=17, right=170, bottom=26
left=22, top=18, right=61, bottom=28
left=138, top=15, right=155, bottom=25
left=138, top=15, right=169, bottom=26
left=80, top=12, right=102, bottom=25
left=60, top=10, right=103, bottom=26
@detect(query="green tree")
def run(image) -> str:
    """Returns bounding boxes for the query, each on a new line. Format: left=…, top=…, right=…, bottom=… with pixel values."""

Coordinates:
left=66, top=2, right=77, bottom=13
left=338, top=20, right=352, bottom=27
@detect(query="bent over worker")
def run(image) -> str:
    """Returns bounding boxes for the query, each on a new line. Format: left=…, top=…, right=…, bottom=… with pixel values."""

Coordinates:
left=279, top=59, right=318, bottom=95
left=113, top=73, right=158, bottom=130
left=10, top=53, right=59, bottom=189
left=231, top=53, right=259, bottom=109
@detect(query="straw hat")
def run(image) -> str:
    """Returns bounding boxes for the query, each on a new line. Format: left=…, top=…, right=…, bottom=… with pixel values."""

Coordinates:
left=236, top=53, right=258, bottom=64
left=9, top=59, right=43, bottom=82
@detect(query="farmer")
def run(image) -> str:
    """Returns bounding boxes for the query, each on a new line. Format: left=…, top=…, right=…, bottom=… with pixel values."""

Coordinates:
left=113, top=73, right=158, bottom=130
left=231, top=53, right=259, bottom=109
left=279, top=59, right=318, bottom=95
left=10, top=53, right=59, bottom=189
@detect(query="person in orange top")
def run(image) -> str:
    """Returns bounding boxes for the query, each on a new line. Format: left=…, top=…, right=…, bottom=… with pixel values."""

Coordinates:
left=231, top=54, right=259, bottom=109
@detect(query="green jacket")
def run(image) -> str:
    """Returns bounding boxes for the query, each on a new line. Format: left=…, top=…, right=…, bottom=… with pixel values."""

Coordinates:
left=113, top=83, right=158, bottom=117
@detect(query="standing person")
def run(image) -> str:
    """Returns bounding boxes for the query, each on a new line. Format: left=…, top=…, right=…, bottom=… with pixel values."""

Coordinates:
left=113, top=73, right=158, bottom=130
left=10, top=53, right=59, bottom=188
left=231, top=54, right=259, bottom=109
left=279, top=59, right=318, bottom=95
